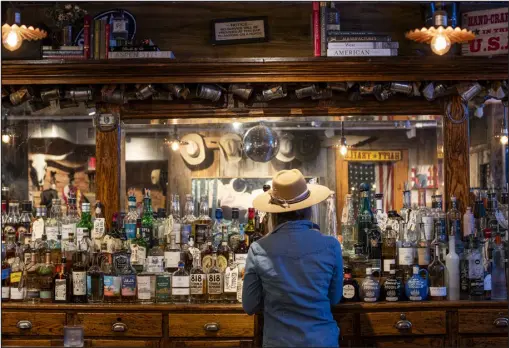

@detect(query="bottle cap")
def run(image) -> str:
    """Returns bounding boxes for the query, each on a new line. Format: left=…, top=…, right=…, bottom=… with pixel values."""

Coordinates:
left=232, top=208, right=239, bottom=219
left=215, top=208, right=223, bottom=219
left=365, top=267, right=372, bottom=275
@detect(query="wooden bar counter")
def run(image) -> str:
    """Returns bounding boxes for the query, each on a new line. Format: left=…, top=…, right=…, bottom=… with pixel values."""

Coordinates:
left=2, top=301, right=508, bottom=347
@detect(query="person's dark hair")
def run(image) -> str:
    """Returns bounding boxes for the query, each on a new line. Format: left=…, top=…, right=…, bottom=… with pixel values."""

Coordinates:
left=273, top=207, right=312, bottom=226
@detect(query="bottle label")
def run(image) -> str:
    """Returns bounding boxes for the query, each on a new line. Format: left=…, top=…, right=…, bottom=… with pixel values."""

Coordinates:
left=2, top=268, right=11, bottom=280
left=217, top=255, right=228, bottom=273
left=164, top=251, right=181, bottom=268
left=484, top=274, right=492, bottom=291
left=469, top=258, right=484, bottom=279
left=2, top=286, right=10, bottom=299
left=125, top=223, right=136, bottom=240
left=26, top=288, right=40, bottom=299
left=146, top=256, right=164, bottom=273
left=16, top=224, right=29, bottom=239
left=112, top=253, right=130, bottom=274
left=54, top=279, right=67, bottom=300
left=224, top=266, right=238, bottom=293
left=343, top=284, right=356, bottom=299
left=383, top=259, right=395, bottom=273
left=3, top=225, right=16, bottom=237
left=417, top=247, right=431, bottom=266
left=195, top=224, right=208, bottom=244
left=207, top=273, right=223, bottom=294
left=172, top=287, right=190, bottom=295
left=10, top=271, right=21, bottom=283
left=76, top=228, right=86, bottom=242
left=141, top=226, right=153, bottom=247
left=104, top=275, right=121, bottom=297
left=398, top=248, right=414, bottom=265
left=40, top=290, right=52, bottom=299
left=93, top=218, right=106, bottom=239
left=156, top=275, right=171, bottom=301
left=181, top=225, right=191, bottom=245
left=370, top=259, right=381, bottom=271
left=121, top=275, right=136, bottom=297
left=33, top=219, right=45, bottom=240
left=235, top=253, right=248, bottom=275
left=87, top=275, right=91, bottom=296
left=172, top=275, right=190, bottom=288
left=137, top=275, right=152, bottom=300
left=422, top=217, right=434, bottom=239
left=45, top=226, right=59, bottom=241
left=61, top=224, right=76, bottom=241
left=10, top=287, right=24, bottom=300
left=229, top=234, right=241, bottom=251
left=435, top=219, right=447, bottom=243
left=131, top=244, right=147, bottom=265
left=172, top=223, right=181, bottom=244
left=460, top=259, right=469, bottom=292
left=430, top=286, right=447, bottom=297
left=190, top=274, right=205, bottom=295
left=363, top=297, right=377, bottom=302
left=202, top=255, right=213, bottom=274
left=237, top=277, right=243, bottom=303
left=72, top=271, right=87, bottom=295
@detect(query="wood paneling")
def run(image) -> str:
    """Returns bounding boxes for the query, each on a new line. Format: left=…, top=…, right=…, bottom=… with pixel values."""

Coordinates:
left=458, top=309, right=509, bottom=334
left=170, top=340, right=253, bottom=348
left=169, top=314, right=254, bottom=338
left=334, top=313, right=355, bottom=337
left=360, top=311, right=446, bottom=336
left=86, top=340, right=161, bottom=347
left=459, top=336, right=509, bottom=348
left=1, top=312, right=66, bottom=336
left=363, top=337, right=445, bottom=348
left=1, top=339, right=64, bottom=347
left=335, top=150, right=349, bottom=229
left=76, top=312, right=163, bottom=337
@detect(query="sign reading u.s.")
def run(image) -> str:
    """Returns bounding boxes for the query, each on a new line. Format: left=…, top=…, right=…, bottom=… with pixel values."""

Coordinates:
left=462, top=7, right=508, bottom=56
left=345, top=150, right=402, bottom=162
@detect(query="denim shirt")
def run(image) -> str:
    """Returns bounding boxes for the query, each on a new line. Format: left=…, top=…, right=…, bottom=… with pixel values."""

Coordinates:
left=242, top=220, right=343, bottom=348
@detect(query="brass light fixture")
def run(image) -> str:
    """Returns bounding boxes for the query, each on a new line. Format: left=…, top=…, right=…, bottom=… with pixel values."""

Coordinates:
left=405, top=2, right=475, bottom=56
left=2, top=8, right=47, bottom=52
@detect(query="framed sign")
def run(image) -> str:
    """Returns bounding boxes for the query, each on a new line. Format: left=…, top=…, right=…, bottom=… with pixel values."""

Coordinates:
left=461, top=7, right=508, bottom=56
left=345, top=150, right=402, bottom=162
left=211, top=16, right=269, bottom=45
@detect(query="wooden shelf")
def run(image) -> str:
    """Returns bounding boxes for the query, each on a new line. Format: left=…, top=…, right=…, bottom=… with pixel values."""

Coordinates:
left=2, top=56, right=507, bottom=85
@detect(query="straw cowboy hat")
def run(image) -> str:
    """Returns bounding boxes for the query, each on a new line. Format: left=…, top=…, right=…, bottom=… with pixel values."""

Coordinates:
left=179, top=133, right=207, bottom=166
left=219, top=133, right=243, bottom=163
left=275, top=133, right=296, bottom=163
left=253, top=169, right=332, bottom=213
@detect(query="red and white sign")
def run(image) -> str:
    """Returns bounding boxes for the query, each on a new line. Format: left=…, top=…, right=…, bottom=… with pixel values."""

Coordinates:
left=461, top=7, right=508, bottom=56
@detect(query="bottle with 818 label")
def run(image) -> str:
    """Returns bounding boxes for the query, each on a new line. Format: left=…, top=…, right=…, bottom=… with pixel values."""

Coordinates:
left=190, top=253, right=207, bottom=303
left=207, top=254, right=223, bottom=302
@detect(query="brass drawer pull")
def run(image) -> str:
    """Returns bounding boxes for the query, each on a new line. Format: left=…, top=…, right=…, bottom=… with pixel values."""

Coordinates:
left=493, top=317, right=508, bottom=328
left=112, top=322, right=128, bottom=332
left=203, top=322, right=220, bottom=332
left=395, top=314, right=412, bottom=331
left=16, top=320, right=32, bottom=330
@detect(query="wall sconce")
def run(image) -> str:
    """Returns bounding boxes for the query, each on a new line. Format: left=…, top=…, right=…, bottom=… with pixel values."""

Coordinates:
left=339, top=122, right=348, bottom=157
left=2, top=9, right=47, bottom=52
left=165, top=129, right=188, bottom=152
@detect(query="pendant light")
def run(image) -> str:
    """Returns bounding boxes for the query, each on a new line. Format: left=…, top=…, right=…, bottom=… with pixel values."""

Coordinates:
left=2, top=7, right=47, bottom=52
left=339, top=122, right=348, bottom=157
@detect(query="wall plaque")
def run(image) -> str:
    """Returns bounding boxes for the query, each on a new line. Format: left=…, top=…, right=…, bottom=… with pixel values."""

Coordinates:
left=345, top=150, right=402, bottom=162
left=211, top=16, right=269, bottom=45
left=461, top=7, right=508, bottom=56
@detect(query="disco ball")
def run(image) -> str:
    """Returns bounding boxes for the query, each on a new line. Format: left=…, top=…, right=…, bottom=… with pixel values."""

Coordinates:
left=243, top=124, right=280, bottom=162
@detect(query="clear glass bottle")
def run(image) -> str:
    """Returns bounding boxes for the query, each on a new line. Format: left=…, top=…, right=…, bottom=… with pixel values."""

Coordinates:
left=341, top=266, right=359, bottom=302
left=356, top=184, right=373, bottom=255
left=147, top=233, right=165, bottom=274
left=228, top=208, right=241, bottom=251
left=25, top=251, right=40, bottom=303
left=447, top=196, right=463, bottom=256
left=382, top=266, right=403, bottom=302
left=4, top=201, right=19, bottom=243
left=9, top=248, right=25, bottom=302
left=137, top=259, right=155, bottom=303
left=417, top=190, right=433, bottom=248
left=2, top=244, right=11, bottom=301
left=405, top=265, right=429, bottom=301
left=467, top=236, right=484, bottom=300
left=194, top=196, right=212, bottom=247
left=367, top=220, right=382, bottom=273
left=172, top=261, right=190, bottom=303
left=32, top=206, right=45, bottom=245
left=433, top=195, right=448, bottom=258
left=45, top=199, right=61, bottom=249
left=181, top=194, right=196, bottom=247
left=473, top=192, right=487, bottom=239
left=482, top=229, right=492, bottom=300
left=417, top=223, right=431, bottom=269
left=92, top=201, right=106, bottom=248
left=77, top=203, right=93, bottom=243
left=463, top=207, right=474, bottom=240
left=360, top=267, right=380, bottom=302
left=398, top=223, right=417, bottom=281
left=124, top=192, right=138, bottom=241
left=86, top=252, right=104, bottom=303
left=223, top=253, right=238, bottom=303
left=446, top=230, right=460, bottom=301
left=491, top=233, right=507, bottom=300
left=400, top=189, right=412, bottom=224
left=341, top=194, right=356, bottom=259
left=212, top=208, right=224, bottom=250
left=18, top=202, right=33, bottom=258
left=1, top=200, right=8, bottom=241
left=37, top=250, right=55, bottom=302
left=207, top=253, right=223, bottom=302
left=164, top=234, right=181, bottom=273
left=171, top=194, right=182, bottom=245
left=61, top=197, right=78, bottom=246
left=428, top=243, right=447, bottom=300
left=63, top=231, right=77, bottom=274
left=53, top=256, right=69, bottom=303
left=190, top=252, right=207, bottom=303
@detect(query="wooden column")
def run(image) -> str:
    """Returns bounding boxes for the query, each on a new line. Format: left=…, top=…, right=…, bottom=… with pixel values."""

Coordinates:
left=96, top=126, right=120, bottom=229
left=443, top=96, right=470, bottom=213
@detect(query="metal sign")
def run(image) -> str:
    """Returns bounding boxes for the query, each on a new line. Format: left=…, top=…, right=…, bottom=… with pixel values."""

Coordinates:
left=461, top=7, right=508, bottom=56
left=211, top=16, right=269, bottom=45
left=345, top=150, right=402, bottom=162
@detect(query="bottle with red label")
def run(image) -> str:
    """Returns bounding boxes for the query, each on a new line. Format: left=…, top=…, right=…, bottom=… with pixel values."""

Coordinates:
left=341, top=267, right=359, bottom=302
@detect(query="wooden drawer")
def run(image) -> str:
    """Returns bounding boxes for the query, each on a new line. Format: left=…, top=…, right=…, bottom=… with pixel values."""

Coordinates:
left=360, top=311, right=446, bottom=336
left=76, top=312, right=162, bottom=338
left=458, top=310, right=509, bottom=334
left=459, top=336, right=509, bottom=348
left=170, top=340, right=253, bottom=348
left=362, top=337, right=444, bottom=347
left=169, top=314, right=254, bottom=338
left=86, top=339, right=161, bottom=347
left=2, top=311, right=66, bottom=336
left=2, top=339, right=64, bottom=347
left=334, top=313, right=355, bottom=336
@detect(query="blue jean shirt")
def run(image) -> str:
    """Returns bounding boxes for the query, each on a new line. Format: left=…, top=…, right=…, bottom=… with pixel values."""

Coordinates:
left=242, top=220, right=343, bottom=348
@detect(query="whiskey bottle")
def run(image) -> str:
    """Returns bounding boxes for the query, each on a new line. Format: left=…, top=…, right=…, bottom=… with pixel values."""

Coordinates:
left=172, top=261, right=190, bottom=303
left=428, top=244, right=447, bottom=300
left=382, top=267, right=403, bottom=302
left=405, top=265, right=429, bottom=301
left=25, top=251, right=40, bottom=303
left=137, top=259, right=155, bottom=303
left=360, top=267, right=380, bottom=302
left=491, top=233, right=507, bottom=300
left=234, top=227, right=249, bottom=277
left=251, top=211, right=264, bottom=245
left=341, top=267, right=359, bottom=302
left=124, top=192, right=138, bottom=241
left=86, top=252, right=104, bottom=303
left=37, top=251, right=55, bottom=302
left=195, top=196, right=212, bottom=247
left=207, top=253, right=223, bottom=302
left=356, top=183, right=373, bottom=255
left=244, top=208, right=256, bottom=246
left=141, top=190, right=154, bottom=248
left=77, top=203, right=93, bottom=243
left=212, top=208, right=225, bottom=250
left=446, top=230, right=460, bottom=300
left=181, top=194, right=196, bottom=246
left=62, top=231, right=77, bottom=274
left=201, top=239, right=215, bottom=274
left=467, top=236, right=484, bottom=300
left=54, top=257, right=70, bottom=303
left=71, top=247, right=88, bottom=303
left=190, top=253, right=207, bottom=303
left=223, top=253, right=238, bottom=303
left=103, top=254, right=121, bottom=303
left=217, top=228, right=231, bottom=273
left=228, top=208, right=241, bottom=251
left=341, top=194, right=356, bottom=259
left=164, top=234, right=181, bottom=273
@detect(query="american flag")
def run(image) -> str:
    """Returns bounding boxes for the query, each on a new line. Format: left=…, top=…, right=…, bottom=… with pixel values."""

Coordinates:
left=348, top=162, right=394, bottom=213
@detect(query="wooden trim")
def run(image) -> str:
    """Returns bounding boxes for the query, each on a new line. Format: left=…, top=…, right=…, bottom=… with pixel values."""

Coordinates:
left=2, top=56, right=507, bottom=85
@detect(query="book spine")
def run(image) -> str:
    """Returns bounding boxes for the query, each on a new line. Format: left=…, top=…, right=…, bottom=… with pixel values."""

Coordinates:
left=320, top=2, right=327, bottom=57
left=42, top=46, right=82, bottom=50
left=41, top=50, right=85, bottom=55
left=327, top=48, right=398, bottom=57
left=328, top=35, right=392, bottom=42
left=327, top=31, right=387, bottom=36
left=110, top=46, right=160, bottom=52
left=42, top=55, right=86, bottom=60
left=313, top=2, right=320, bottom=57
left=328, top=41, right=399, bottom=49
left=108, top=51, right=175, bottom=59
left=83, top=15, right=91, bottom=59
left=90, top=20, right=94, bottom=59
left=99, top=20, right=106, bottom=59
left=94, top=20, right=100, bottom=59
left=105, top=23, right=110, bottom=59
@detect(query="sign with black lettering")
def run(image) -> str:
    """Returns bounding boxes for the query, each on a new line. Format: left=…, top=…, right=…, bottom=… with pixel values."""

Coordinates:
left=211, top=17, right=269, bottom=45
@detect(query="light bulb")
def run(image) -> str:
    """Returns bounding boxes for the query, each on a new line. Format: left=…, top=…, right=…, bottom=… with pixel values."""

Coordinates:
left=232, top=121, right=242, bottom=130
left=501, top=135, right=508, bottom=145
left=2, top=29, right=22, bottom=51
left=430, top=33, right=451, bottom=56
left=339, top=145, right=348, bottom=156
left=171, top=140, right=180, bottom=151
left=2, top=134, right=11, bottom=144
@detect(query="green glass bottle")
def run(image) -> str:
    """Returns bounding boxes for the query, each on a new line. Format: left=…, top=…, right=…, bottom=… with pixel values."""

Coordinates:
left=131, top=218, right=148, bottom=273
left=141, top=190, right=154, bottom=249
left=77, top=203, right=93, bottom=244
left=356, top=183, right=373, bottom=256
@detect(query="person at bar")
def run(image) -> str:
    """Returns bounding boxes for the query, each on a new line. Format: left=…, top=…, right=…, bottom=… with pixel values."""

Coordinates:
left=242, top=169, right=343, bottom=348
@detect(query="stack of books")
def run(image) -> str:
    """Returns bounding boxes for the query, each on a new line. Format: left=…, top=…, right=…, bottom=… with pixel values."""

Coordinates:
left=42, top=46, right=85, bottom=60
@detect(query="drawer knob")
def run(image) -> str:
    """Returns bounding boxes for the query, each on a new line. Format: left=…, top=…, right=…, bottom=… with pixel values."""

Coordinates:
left=395, top=314, right=412, bottom=331
left=16, top=320, right=32, bottom=330
left=203, top=322, right=220, bottom=332
left=493, top=317, right=508, bottom=328
left=112, top=322, right=128, bottom=332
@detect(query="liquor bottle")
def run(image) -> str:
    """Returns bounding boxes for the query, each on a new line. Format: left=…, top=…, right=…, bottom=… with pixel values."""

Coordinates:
left=228, top=208, right=241, bottom=251
left=460, top=236, right=470, bottom=300
left=137, top=259, right=155, bottom=303
left=463, top=207, right=474, bottom=239
left=360, top=267, right=380, bottom=302
left=155, top=208, right=167, bottom=247
left=77, top=203, right=93, bottom=243
left=486, top=191, right=500, bottom=232
left=164, top=234, right=181, bottom=273
left=217, top=227, right=231, bottom=273
left=172, top=261, right=190, bottom=303
left=483, top=227, right=494, bottom=301
left=146, top=233, right=165, bottom=274
left=171, top=194, right=182, bottom=245
left=141, top=190, right=154, bottom=248
left=251, top=211, right=264, bottom=245
left=63, top=231, right=77, bottom=274
left=32, top=206, right=45, bottom=243
left=398, top=223, right=417, bottom=281
left=491, top=233, right=507, bottom=300
left=18, top=201, right=33, bottom=253
left=54, top=257, right=70, bottom=303
left=405, top=265, right=429, bottom=301
left=382, top=266, right=403, bottom=302
left=473, top=192, right=486, bottom=239
left=37, top=250, right=55, bottom=302
left=25, top=251, right=40, bottom=303
left=3, top=201, right=19, bottom=243
left=367, top=219, right=382, bottom=272
left=61, top=197, right=78, bottom=246
left=181, top=194, right=196, bottom=247
left=467, top=236, right=484, bottom=300
left=103, top=254, right=121, bottom=303
left=184, top=238, right=199, bottom=271
left=341, top=194, right=356, bottom=259
left=349, top=243, right=369, bottom=279
left=207, top=254, right=223, bottom=302
left=195, top=196, right=212, bottom=246
left=155, top=270, right=172, bottom=304
left=447, top=196, right=463, bottom=256
left=9, top=249, right=25, bottom=302
left=417, top=190, right=433, bottom=249
left=234, top=226, right=249, bottom=277
left=428, top=243, right=447, bottom=300
left=92, top=201, right=106, bottom=249
left=374, top=193, right=386, bottom=223
left=400, top=188, right=412, bottom=224
left=433, top=195, right=448, bottom=258
left=130, top=218, right=148, bottom=273
left=244, top=208, right=256, bottom=246
left=190, top=252, right=207, bottom=303
left=116, top=250, right=137, bottom=303
left=445, top=230, right=460, bottom=301
left=201, top=239, right=215, bottom=274
left=356, top=183, right=373, bottom=255
left=1, top=200, right=7, bottom=241
left=2, top=244, right=11, bottom=301
left=79, top=228, right=94, bottom=265
left=223, top=253, right=239, bottom=303
left=124, top=192, right=138, bottom=241
left=325, top=193, right=338, bottom=240
left=71, top=245, right=88, bottom=303
left=212, top=208, right=224, bottom=250
left=19, top=225, right=33, bottom=265
left=86, top=252, right=104, bottom=303
left=5, top=231, right=16, bottom=265
left=416, top=221, right=431, bottom=270
left=341, top=267, right=359, bottom=302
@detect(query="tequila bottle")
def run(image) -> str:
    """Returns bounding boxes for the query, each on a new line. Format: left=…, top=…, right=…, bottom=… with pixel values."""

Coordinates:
left=398, top=223, right=417, bottom=281
left=172, top=261, right=190, bottom=303
left=228, top=208, right=241, bottom=251
left=467, top=236, right=484, bottom=300
left=356, top=184, right=373, bottom=255
left=382, top=266, right=403, bottom=302
left=92, top=201, right=106, bottom=249
left=190, top=252, right=207, bottom=303
left=428, top=243, right=447, bottom=300
left=77, top=203, right=93, bottom=243
left=360, top=267, right=380, bottom=302
left=400, top=188, right=412, bottom=224
left=3, top=201, right=19, bottom=243
left=61, top=197, right=78, bottom=246
left=223, top=253, right=238, bottom=303
left=447, top=196, right=463, bottom=256
left=491, top=233, right=507, bottom=300
left=417, top=190, right=433, bottom=249
left=181, top=194, right=196, bottom=246
left=137, top=259, right=155, bottom=303
left=124, top=192, right=138, bottom=241
left=141, top=190, right=154, bottom=248
left=244, top=208, right=256, bottom=246
left=45, top=200, right=61, bottom=249
left=164, top=234, right=181, bottom=273
left=86, top=252, right=104, bottom=303
left=405, top=265, right=429, bottom=301
left=341, top=267, right=359, bottom=302
left=53, top=257, right=70, bottom=303
left=25, top=251, right=40, bottom=303
left=212, top=208, right=224, bottom=250
left=194, top=196, right=212, bottom=247
left=341, top=194, right=356, bottom=259
left=446, top=231, right=460, bottom=300
left=171, top=194, right=182, bottom=245
left=207, top=254, right=223, bottom=302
